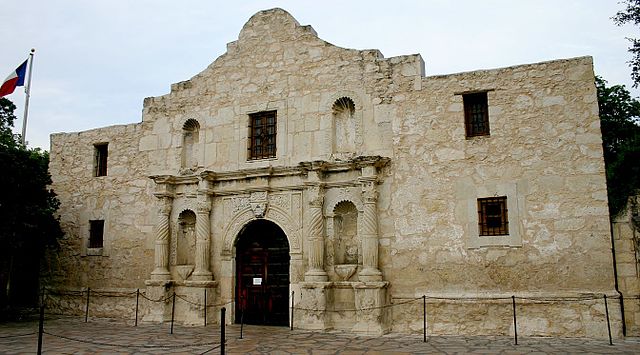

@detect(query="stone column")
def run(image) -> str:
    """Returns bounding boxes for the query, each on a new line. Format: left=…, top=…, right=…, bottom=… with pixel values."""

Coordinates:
left=358, top=169, right=382, bottom=282
left=151, top=195, right=172, bottom=280
left=193, top=184, right=213, bottom=281
left=304, top=176, right=328, bottom=281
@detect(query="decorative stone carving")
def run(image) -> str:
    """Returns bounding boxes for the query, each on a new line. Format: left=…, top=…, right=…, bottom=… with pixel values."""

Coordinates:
left=193, top=193, right=213, bottom=281
left=222, top=204, right=302, bottom=256
left=305, top=181, right=328, bottom=282
left=270, top=193, right=290, bottom=210
left=151, top=196, right=172, bottom=280
left=249, top=191, right=268, bottom=218
left=359, top=176, right=382, bottom=282
left=298, top=283, right=330, bottom=330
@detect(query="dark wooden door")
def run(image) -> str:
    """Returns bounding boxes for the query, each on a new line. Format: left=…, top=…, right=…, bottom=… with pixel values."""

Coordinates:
left=236, top=220, right=290, bottom=326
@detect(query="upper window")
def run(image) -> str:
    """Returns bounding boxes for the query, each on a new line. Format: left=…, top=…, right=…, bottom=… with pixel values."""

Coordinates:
left=89, top=220, right=104, bottom=248
left=463, top=92, right=490, bottom=138
left=94, top=143, right=108, bottom=177
left=477, top=197, right=508, bottom=236
left=248, top=111, right=277, bottom=160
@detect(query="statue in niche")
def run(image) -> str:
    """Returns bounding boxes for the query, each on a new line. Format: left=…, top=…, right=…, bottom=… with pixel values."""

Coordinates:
left=333, top=201, right=359, bottom=265
left=177, top=210, right=196, bottom=265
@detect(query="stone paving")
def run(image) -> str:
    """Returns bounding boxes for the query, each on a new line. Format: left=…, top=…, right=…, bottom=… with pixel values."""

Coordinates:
left=1, top=316, right=640, bottom=354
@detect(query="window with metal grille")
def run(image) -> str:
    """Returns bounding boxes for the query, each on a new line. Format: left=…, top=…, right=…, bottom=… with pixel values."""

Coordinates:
left=89, top=220, right=104, bottom=248
left=94, top=143, right=108, bottom=176
left=248, top=111, right=277, bottom=160
left=464, top=92, right=490, bottom=137
left=477, top=197, right=508, bottom=236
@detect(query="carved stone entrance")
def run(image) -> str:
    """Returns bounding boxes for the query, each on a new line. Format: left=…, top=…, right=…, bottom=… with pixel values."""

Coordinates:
left=235, top=220, right=290, bottom=326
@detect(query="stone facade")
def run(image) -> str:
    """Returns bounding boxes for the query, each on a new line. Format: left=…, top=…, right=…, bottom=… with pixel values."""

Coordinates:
left=47, top=8, right=623, bottom=337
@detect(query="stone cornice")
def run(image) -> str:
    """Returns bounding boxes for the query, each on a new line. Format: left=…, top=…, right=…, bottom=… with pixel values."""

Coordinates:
left=149, top=156, right=391, bottom=194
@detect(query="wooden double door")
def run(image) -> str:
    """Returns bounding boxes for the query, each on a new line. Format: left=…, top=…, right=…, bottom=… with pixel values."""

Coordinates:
left=235, top=220, right=290, bottom=326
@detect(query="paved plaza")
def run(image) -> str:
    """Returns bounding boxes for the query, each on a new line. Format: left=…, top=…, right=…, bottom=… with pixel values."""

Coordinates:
left=1, top=316, right=640, bottom=354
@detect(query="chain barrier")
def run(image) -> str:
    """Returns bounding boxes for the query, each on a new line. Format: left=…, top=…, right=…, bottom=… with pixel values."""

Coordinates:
left=198, top=344, right=222, bottom=355
left=138, top=291, right=173, bottom=303
left=163, top=293, right=233, bottom=309
left=43, top=331, right=219, bottom=349
left=10, top=288, right=624, bottom=352
left=291, top=294, right=615, bottom=313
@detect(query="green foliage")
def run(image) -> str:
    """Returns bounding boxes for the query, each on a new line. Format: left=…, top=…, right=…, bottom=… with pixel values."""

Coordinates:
left=0, top=97, right=63, bottom=311
left=596, top=77, right=640, bottom=217
left=614, top=0, right=640, bottom=87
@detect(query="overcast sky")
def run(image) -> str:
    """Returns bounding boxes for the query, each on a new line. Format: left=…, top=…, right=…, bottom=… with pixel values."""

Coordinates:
left=1, top=0, right=638, bottom=150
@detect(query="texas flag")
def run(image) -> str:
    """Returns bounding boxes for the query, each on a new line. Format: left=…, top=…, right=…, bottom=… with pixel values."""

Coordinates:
left=0, top=59, right=28, bottom=97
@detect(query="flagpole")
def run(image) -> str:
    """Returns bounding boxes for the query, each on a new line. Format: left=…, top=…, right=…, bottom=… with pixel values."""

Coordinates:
left=21, top=48, right=35, bottom=146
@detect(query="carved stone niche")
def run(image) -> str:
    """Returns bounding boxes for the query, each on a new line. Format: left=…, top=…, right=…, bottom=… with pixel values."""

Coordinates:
left=324, top=187, right=363, bottom=282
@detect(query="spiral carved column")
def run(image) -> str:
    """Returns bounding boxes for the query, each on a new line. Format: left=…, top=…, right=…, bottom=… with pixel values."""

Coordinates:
left=192, top=195, right=213, bottom=281
left=151, top=196, right=172, bottom=280
left=305, top=184, right=328, bottom=282
left=359, top=179, right=382, bottom=281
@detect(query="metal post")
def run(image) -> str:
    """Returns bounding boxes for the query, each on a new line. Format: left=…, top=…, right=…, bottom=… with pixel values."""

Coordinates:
left=135, top=289, right=139, bottom=327
left=423, top=295, right=427, bottom=343
left=240, top=294, right=244, bottom=339
left=290, top=291, right=294, bottom=331
left=40, top=285, right=45, bottom=307
left=21, top=49, right=35, bottom=146
left=85, top=287, right=90, bottom=322
left=221, top=307, right=226, bottom=355
left=37, top=302, right=44, bottom=355
left=204, top=289, right=207, bottom=327
left=604, top=294, right=613, bottom=345
left=511, top=295, right=518, bottom=345
left=170, top=293, right=176, bottom=334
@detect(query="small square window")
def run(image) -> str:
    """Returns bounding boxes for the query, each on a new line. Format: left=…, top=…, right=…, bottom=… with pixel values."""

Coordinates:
left=477, top=197, right=508, bottom=236
left=89, top=220, right=104, bottom=248
left=248, top=111, right=277, bottom=160
left=464, top=92, right=490, bottom=137
left=94, top=143, right=108, bottom=177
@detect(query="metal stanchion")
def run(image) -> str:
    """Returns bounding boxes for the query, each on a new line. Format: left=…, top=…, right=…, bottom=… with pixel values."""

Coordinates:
left=135, top=289, right=140, bottom=327
left=240, top=295, right=244, bottom=339
left=204, top=289, right=207, bottom=327
left=511, top=295, right=518, bottom=345
left=604, top=294, right=613, bottom=345
left=290, top=291, right=294, bottom=331
left=221, top=307, right=226, bottom=355
left=85, top=287, right=90, bottom=322
left=170, top=293, right=176, bottom=334
left=423, top=295, right=427, bottom=343
left=37, top=302, right=44, bottom=355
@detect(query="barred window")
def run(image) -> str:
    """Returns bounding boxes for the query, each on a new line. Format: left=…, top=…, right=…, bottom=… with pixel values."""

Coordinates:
left=464, top=92, right=490, bottom=137
left=248, top=111, right=277, bottom=160
left=89, top=220, right=104, bottom=248
left=477, top=197, right=508, bottom=236
left=94, top=143, right=108, bottom=177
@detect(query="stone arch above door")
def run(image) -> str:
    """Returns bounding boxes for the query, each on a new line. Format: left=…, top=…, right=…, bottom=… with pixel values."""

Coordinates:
left=221, top=203, right=301, bottom=257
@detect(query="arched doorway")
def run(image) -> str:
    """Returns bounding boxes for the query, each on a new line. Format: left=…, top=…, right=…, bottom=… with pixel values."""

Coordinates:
left=235, top=219, right=290, bottom=326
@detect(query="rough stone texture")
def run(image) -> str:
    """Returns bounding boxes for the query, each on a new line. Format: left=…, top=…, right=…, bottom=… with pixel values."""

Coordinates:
left=47, top=8, right=621, bottom=337
left=612, top=195, right=640, bottom=336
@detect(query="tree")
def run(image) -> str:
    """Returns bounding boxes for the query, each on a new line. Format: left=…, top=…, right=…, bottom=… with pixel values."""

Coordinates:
left=0, top=97, right=63, bottom=317
left=596, top=76, right=640, bottom=217
left=614, top=0, right=640, bottom=87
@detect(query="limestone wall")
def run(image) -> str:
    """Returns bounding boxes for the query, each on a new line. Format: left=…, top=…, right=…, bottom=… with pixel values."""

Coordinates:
left=48, top=124, right=157, bottom=289
left=47, top=8, right=621, bottom=337
left=612, top=195, right=640, bottom=336
left=380, top=56, right=613, bottom=295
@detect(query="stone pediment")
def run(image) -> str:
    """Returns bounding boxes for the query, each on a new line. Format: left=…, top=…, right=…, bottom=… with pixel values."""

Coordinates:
left=143, top=8, right=410, bottom=106
left=237, top=8, right=317, bottom=43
